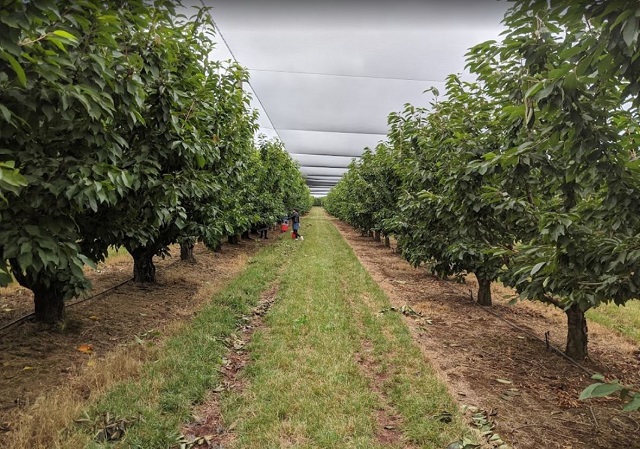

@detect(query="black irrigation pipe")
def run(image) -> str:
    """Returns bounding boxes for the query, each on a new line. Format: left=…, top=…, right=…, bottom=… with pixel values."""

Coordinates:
left=0, top=258, right=182, bottom=335
left=443, top=282, right=596, bottom=377
left=372, top=233, right=596, bottom=377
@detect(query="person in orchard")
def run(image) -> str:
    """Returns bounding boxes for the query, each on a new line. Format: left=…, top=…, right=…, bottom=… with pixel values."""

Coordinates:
left=292, top=208, right=302, bottom=240
left=258, top=222, right=269, bottom=239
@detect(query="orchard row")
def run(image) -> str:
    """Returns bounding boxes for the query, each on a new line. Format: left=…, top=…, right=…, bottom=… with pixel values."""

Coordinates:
left=0, top=1, right=312, bottom=323
left=325, top=0, right=640, bottom=364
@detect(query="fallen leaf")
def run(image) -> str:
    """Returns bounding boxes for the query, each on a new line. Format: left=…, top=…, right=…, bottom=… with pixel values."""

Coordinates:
left=77, top=344, right=94, bottom=354
left=88, top=315, right=99, bottom=321
left=496, top=378, right=512, bottom=384
left=23, top=366, right=33, bottom=371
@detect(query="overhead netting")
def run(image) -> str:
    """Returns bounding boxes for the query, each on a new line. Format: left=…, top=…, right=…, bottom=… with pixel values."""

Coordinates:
left=189, top=0, right=508, bottom=195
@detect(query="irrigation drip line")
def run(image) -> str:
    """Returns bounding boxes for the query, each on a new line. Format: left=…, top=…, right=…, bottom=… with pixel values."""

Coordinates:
left=437, top=279, right=596, bottom=377
left=0, top=258, right=182, bottom=335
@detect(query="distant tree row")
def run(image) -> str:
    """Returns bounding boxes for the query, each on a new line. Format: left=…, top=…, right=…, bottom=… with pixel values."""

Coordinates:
left=326, top=0, right=640, bottom=362
left=0, top=1, right=311, bottom=323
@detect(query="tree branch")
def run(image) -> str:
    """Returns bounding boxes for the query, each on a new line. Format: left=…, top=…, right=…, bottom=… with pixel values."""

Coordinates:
left=541, top=294, right=564, bottom=308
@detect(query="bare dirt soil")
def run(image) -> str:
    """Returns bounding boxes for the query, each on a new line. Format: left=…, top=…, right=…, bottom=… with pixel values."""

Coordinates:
left=181, top=283, right=281, bottom=448
left=333, top=218, right=640, bottom=449
left=0, top=238, right=271, bottom=437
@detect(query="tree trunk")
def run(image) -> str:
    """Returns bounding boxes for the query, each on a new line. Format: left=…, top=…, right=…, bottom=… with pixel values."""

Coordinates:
left=374, top=230, right=381, bottom=242
left=241, top=230, right=252, bottom=240
left=384, top=236, right=390, bottom=247
left=475, top=273, right=492, bottom=306
left=213, top=241, right=222, bottom=253
left=130, top=247, right=156, bottom=283
left=33, top=285, right=65, bottom=324
left=9, top=260, right=66, bottom=324
left=180, top=243, right=196, bottom=263
left=565, top=304, right=588, bottom=361
left=228, top=235, right=239, bottom=245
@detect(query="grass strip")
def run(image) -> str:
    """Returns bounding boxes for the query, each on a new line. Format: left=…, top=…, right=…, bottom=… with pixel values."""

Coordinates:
left=64, top=235, right=300, bottom=449
left=587, top=300, right=640, bottom=344
left=222, top=208, right=470, bottom=448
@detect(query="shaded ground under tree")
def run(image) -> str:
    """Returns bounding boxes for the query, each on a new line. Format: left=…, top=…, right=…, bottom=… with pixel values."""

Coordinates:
left=0, top=239, right=272, bottom=442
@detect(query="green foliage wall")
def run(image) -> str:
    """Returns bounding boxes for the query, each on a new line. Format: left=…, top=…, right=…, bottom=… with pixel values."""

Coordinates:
left=0, top=1, right=310, bottom=322
left=325, top=0, right=640, bottom=361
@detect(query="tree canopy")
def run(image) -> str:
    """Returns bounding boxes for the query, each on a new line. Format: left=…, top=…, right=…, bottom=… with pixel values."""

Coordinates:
left=326, top=0, right=640, bottom=361
left=0, top=1, right=311, bottom=323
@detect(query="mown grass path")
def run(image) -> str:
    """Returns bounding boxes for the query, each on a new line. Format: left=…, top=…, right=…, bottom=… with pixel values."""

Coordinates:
left=53, top=208, right=470, bottom=448
left=218, top=208, right=469, bottom=448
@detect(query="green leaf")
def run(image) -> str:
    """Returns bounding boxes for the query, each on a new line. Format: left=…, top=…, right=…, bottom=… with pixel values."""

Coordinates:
left=52, top=30, right=78, bottom=42
left=535, top=83, right=555, bottom=100
left=563, top=72, right=578, bottom=91
left=0, top=267, right=12, bottom=286
left=579, top=382, right=623, bottom=400
left=623, top=394, right=640, bottom=411
left=88, top=196, right=97, bottom=212
left=549, top=65, right=572, bottom=80
left=524, top=82, right=543, bottom=99
left=622, top=17, right=638, bottom=47
left=559, top=45, right=583, bottom=60
left=17, top=250, right=33, bottom=270
left=24, top=225, right=41, bottom=236
left=530, top=262, right=545, bottom=276
left=0, top=104, right=11, bottom=123
left=46, top=36, right=66, bottom=53
left=483, top=152, right=497, bottom=162
left=611, top=9, right=634, bottom=29
left=195, top=153, right=206, bottom=168
left=1, top=51, right=26, bottom=87
left=78, top=254, right=96, bottom=270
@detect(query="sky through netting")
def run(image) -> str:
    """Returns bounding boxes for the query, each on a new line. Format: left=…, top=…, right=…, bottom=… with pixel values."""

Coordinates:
left=184, top=0, right=509, bottom=196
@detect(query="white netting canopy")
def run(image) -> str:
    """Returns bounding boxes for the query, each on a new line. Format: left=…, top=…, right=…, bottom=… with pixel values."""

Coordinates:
left=185, top=0, right=509, bottom=196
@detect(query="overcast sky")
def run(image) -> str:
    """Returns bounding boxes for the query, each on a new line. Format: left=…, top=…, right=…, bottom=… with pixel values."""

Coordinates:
left=185, top=1, right=510, bottom=196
